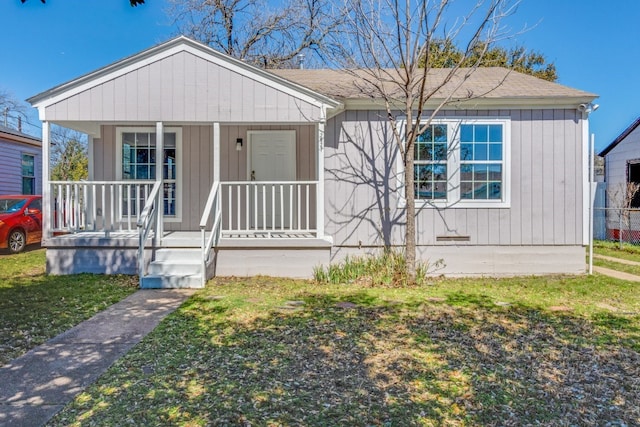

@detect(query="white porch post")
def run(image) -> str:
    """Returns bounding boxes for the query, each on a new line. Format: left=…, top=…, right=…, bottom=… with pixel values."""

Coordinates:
left=87, top=135, right=94, bottom=180
left=213, top=122, right=220, bottom=183
left=156, top=122, right=164, bottom=242
left=316, top=112, right=326, bottom=238
left=42, top=121, right=51, bottom=242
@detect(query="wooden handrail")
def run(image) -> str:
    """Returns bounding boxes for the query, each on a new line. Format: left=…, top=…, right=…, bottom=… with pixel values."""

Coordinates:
left=137, top=181, right=162, bottom=286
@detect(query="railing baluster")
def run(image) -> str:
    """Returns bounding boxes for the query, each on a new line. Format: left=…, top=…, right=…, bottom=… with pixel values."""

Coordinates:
left=271, top=184, right=275, bottom=231
left=262, top=184, right=266, bottom=231
left=297, top=184, right=301, bottom=232
left=83, top=184, right=88, bottom=230
left=289, top=184, right=293, bottom=231
left=101, top=184, right=106, bottom=233
left=74, top=183, right=80, bottom=231
left=228, top=184, right=232, bottom=230
left=92, top=184, right=97, bottom=231
left=305, top=184, right=309, bottom=231
left=280, top=184, right=284, bottom=231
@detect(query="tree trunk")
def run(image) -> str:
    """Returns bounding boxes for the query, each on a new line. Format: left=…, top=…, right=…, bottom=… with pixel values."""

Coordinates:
left=405, top=145, right=417, bottom=283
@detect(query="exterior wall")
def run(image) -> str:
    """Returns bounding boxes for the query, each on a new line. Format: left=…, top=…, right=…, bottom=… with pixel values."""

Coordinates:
left=94, top=123, right=316, bottom=231
left=0, top=139, right=42, bottom=195
left=44, top=51, right=322, bottom=124
left=333, top=246, right=585, bottom=276
left=604, top=124, right=640, bottom=201
left=324, top=109, right=585, bottom=273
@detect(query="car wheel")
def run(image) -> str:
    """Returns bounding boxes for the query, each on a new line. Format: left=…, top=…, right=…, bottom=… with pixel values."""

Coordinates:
left=8, top=229, right=26, bottom=254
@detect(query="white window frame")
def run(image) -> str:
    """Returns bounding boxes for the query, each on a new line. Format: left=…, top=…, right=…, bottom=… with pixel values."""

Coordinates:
left=116, top=126, right=183, bottom=222
left=397, top=117, right=511, bottom=209
left=21, top=153, right=36, bottom=195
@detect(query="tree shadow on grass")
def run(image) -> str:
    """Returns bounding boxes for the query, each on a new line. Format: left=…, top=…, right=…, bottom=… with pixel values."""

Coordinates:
left=0, top=271, right=137, bottom=366
left=48, top=289, right=640, bottom=426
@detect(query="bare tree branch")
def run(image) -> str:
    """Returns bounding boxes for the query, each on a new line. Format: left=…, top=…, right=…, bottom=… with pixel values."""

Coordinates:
left=327, top=0, right=521, bottom=281
left=167, top=0, right=345, bottom=68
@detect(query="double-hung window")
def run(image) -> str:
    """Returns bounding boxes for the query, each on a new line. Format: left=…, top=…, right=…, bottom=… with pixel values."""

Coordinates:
left=405, top=118, right=509, bottom=207
left=118, top=128, right=181, bottom=220
left=460, top=124, right=504, bottom=200
left=414, top=124, right=448, bottom=200
left=21, top=154, right=35, bottom=195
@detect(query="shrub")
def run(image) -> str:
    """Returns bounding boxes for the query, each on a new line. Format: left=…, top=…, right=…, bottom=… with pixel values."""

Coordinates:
left=314, top=250, right=441, bottom=287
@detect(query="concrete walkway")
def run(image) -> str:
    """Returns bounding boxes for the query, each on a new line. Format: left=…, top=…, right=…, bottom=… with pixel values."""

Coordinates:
left=591, top=253, right=640, bottom=281
left=593, top=265, right=640, bottom=282
left=593, top=253, right=640, bottom=267
left=0, top=289, right=195, bottom=427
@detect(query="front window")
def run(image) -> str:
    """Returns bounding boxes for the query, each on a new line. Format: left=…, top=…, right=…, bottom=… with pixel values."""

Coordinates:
left=21, top=154, right=35, bottom=195
left=404, top=118, right=509, bottom=207
left=119, top=129, right=180, bottom=219
left=414, top=124, right=448, bottom=200
left=460, top=124, right=503, bottom=200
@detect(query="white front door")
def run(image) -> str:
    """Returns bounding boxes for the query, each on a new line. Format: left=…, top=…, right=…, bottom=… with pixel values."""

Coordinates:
left=249, top=131, right=296, bottom=229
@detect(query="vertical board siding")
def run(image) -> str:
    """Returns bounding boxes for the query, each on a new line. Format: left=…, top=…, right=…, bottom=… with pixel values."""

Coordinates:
left=45, top=51, right=322, bottom=123
left=325, top=109, right=584, bottom=248
left=509, top=110, right=523, bottom=244
left=96, top=124, right=314, bottom=231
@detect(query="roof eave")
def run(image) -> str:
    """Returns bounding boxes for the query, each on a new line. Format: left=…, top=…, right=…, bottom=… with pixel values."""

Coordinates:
left=341, top=95, right=598, bottom=111
left=599, top=117, right=640, bottom=157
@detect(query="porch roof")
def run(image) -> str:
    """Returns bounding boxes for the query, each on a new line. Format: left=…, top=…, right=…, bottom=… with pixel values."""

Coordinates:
left=28, top=36, right=341, bottom=134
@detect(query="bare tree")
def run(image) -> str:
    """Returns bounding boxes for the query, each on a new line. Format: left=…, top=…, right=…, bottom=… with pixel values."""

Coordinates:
left=329, top=0, right=520, bottom=282
left=167, top=0, right=345, bottom=68
left=607, top=182, right=640, bottom=247
left=0, top=88, right=28, bottom=130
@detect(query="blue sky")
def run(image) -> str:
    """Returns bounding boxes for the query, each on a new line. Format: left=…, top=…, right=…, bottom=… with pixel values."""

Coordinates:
left=1, top=0, right=638, bottom=152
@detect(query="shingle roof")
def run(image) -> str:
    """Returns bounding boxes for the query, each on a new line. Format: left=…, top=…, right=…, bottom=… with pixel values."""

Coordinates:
left=269, top=67, right=596, bottom=102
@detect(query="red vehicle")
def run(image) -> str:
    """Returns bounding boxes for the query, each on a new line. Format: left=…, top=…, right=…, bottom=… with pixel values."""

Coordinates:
left=0, top=195, right=43, bottom=253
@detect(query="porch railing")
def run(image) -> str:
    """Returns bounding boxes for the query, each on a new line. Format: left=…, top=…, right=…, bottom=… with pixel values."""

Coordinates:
left=49, top=180, right=156, bottom=235
left=200, top=180, right=222, bottom=286
left=136, top=181, right=162, bottom=285
left=220, top=181, right=318, bottom=236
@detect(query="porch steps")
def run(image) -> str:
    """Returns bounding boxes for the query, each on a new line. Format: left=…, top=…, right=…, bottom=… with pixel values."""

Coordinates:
left=141, top=248, right=204, bottom=289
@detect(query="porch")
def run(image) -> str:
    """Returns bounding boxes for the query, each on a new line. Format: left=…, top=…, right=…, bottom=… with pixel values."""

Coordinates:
left=43, top=177, right=331, bottom=286
left=28, top=37, right=341, bottom=286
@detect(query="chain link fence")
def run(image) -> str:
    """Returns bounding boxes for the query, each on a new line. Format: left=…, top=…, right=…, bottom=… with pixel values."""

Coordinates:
left=594, top=207, right=640, bottom=245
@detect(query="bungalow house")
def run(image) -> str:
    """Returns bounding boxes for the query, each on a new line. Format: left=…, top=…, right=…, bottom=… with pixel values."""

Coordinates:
left=27, top=36, right=597, bottom=287
left=0, top=124, right=42, bottom=196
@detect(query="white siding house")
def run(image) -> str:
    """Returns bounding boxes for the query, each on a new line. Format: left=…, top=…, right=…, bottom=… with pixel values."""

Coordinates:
left=27, top=36, right=597, bottom=286
left=599, top=117, right=640, bottom=240
left=0, top=125, right=42, bottom=196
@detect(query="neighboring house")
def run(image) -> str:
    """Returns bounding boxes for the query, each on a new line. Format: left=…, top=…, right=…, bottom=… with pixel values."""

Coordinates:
left=27, top=36, right=597, bottom=287
left=598, top=117, right=640, bottom=239
left=0, top=124, right=42, bottom=196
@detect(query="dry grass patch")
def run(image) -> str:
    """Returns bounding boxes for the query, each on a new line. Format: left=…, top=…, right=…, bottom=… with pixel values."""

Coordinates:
left=49, top=275, right=640, bottom=426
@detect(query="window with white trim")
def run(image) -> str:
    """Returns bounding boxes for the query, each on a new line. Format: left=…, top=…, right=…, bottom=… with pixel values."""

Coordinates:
left=459, top=124, right=504, bottom=200
left=21, top=154, right=35, bottom=195
left=117, top=128, right=181, bottom=220
left=405, top=118, right=510, bottom=208
left=414, top=124, right=448, bottom=200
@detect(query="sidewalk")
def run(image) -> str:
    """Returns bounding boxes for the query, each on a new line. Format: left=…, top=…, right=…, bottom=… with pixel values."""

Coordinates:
left=592, top=254, right=640, bottom=282
left=0, top=289, right=196, bottom=427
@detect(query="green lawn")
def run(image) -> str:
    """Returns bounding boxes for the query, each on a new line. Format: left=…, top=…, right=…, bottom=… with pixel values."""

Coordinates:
left=0, top=249, right=138, bottom=366
left=48, top=274, right=640, bottom=426
left=594, top=239, right=640, bottom=263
